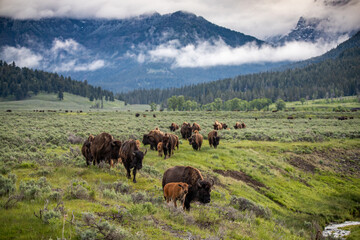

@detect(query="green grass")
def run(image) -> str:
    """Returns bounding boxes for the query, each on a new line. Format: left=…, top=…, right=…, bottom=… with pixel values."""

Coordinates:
left=0, top=92, right=150, bottom=111
left=0, top=110, right=360, bottom=239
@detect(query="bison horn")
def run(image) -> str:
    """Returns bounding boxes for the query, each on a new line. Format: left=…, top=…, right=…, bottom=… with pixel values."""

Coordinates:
left=197, top=179, right=202, bottom=188
left=132, top=152, right=136, bottom=156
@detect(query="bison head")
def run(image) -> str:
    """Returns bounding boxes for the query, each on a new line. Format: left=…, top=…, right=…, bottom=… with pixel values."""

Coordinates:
left=111, top=140, right=122, bottom=159
left=142, top=134, right=152, bottom=146
left=213, top=136, right=220, bottom=149
left=132, top=149, right=147, bottom=170
left=221, top=123, right=228, bottom=129
left=196, top=179, right=213, bottom=204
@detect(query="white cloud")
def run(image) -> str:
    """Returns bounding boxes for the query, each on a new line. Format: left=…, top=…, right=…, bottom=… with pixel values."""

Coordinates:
left=136, top=37, right=348, bottom=68
left=0, top=0, right=358, bottom=39
left=1, top=46, right=43, bottom=68
left=53, top=59, right=105, bottom=72
left=51, top=38, right=81, bottom=54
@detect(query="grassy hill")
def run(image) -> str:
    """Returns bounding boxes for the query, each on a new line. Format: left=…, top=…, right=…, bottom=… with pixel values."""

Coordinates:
left=0, top=92, right=150, bottom=111
left=1, top=110, right=360, bottom=239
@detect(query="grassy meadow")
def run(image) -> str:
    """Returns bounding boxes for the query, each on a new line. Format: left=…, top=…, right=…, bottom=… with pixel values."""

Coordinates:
left=0, top=96, right=360, bottom=239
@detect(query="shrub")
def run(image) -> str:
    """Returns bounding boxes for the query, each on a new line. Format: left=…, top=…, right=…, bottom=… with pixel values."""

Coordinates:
left=19, top=177, right=51, bottom=200
left=67, top=179, right=94, bottom=200
left=230, top=196, right=271, bottom=219
left=0, top=173, right=16, bottom=196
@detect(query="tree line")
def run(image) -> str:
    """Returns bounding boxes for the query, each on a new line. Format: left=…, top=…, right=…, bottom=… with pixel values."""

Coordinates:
left=163, top=95, right=287, bottom=111
left=118, top=47, right=360, bottom=105
left=0, top=61, right=115, bottom=101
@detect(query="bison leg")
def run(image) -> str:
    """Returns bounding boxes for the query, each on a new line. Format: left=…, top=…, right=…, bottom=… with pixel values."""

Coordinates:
left=174, top=199, right=177, bottom=208
left=126, top=167, right=131, bottom=179
left=184, top=197, right=191, bottom=211
left=163, top=148, right=168, bottom=159
left=132, top=168, right=137, bottom=183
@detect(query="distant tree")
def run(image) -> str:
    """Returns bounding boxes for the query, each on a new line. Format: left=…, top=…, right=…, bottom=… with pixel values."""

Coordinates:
left=89, top=95, right=94, bottom=101
left=149, top=102, right=157, bottom=111
left=300, top=98, right=306, bottom=105
left=58, top=91, right=64, bottom=101
left=213, top=98, right=222, bottom=111
left=276, top=99, right=286, bottom=111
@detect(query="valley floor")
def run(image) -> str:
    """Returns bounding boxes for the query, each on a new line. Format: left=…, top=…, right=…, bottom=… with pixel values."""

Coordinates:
left=0, top=111, right=359, bottom=239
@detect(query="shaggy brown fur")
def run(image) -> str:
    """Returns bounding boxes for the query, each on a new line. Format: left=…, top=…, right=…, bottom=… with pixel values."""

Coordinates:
left=162, top=166, right=213, bottom=210
left=180, top=122, right=192, bottom=139
left=208, top=130, right=220, bottom=149
left=213, top=121, right=223, bottom=130
left=169, top=122, right=179, bottom=132
left=163, top=182, right=189, bottom=209
left=162, top=133, right=179, bottom=159
left=234, top=122, right=242, bottom=129
left=120, top=139, right=147, bottom=183
left=188, top=131, right=203, bottom=151
left=90, top=133, right=121, bottom=166
left=192, top=122, right=201, bottom=132
left=142, top=129, right=165, bottom=150
left=81, top=134, right=95, bottom=166
left=157, top=142, right=163, bottom=157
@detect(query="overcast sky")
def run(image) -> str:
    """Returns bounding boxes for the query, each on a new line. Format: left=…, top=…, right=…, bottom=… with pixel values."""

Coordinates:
left=0, top=0, right=359, bottom=39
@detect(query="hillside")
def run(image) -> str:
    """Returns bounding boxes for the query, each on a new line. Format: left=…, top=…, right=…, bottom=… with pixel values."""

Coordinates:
left=118, top=33, right=360, bottom=104
left=1, top=111, right=360, bottom=239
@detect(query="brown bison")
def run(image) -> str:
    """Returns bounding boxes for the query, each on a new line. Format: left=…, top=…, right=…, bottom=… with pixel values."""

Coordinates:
left=162, top=166, right=213, bottom=210
left=192, top=122, right=201, bottom=132
left=120, top=139, right=147, bottom=183
left=90, top=133, right=122, bottom=166
left=180, top=122, right=192, bottom=139
left=234, top=122, right=242, bottom=129
left=82, top=134, right=95, bottom=166
left=142, top=129, right=164, bottom=150
left=162, top=133, right=179, bottom=159
left=213, top=121, right=222, bottom=130
left=163, top=182, right=189, bottom=209
left=169, top=122, right=179, bottom=132
left=208, top=130, right=220, bottom=149
left=157, top=142, right=163, bottom=157
left=188, top=131, right=203, bottom=151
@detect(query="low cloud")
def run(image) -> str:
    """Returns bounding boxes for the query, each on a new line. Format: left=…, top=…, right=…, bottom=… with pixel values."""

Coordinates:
left=51, top=38, right=81, bottom=54
left=1, top=46, right=43, bottom=68
left=134, top=36, right=348, bottom=68
left=53, top=59, right=105, bottom=72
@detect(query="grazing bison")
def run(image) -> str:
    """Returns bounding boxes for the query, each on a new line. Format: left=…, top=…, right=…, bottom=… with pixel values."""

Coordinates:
left=90, top=133, right=122, bottom=166
left=162, top=166, right=213, bottom=210
left=192, top=122, right=201, bottom=132
left=180, top=122, right=192, bottom=139
left=169, top=122, right=179, bottom=132
left=142, top=129, right=164, bottom=150
left=135, top=113, right=140, bottom=117
left=213, top=121, right=222, bottom=130
left=120, top=139, right=147, bottom=183
left=208, top=130, right=220, bottom=149
left=162, top=133, right=179, bottom=159
left=221, top=123, right=228, bottom=129
left=82, top=134, right=95, bottom=166
left=163, top=182, right=189, bottom=209
left=234, top=122, right=242, bottom=129
left=188, top=131, right=203, bottom=151
left=287, top=116, right=294, bottom=120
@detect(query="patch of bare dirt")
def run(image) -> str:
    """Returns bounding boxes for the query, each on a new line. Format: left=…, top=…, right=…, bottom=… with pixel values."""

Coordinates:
left=213, top=169, right=267, bottom=191
left=286, top=148, right=360, bottom=176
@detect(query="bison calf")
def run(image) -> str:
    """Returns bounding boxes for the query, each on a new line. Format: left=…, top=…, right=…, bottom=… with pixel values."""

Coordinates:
left=208, top=130, right=220, bottom=149
left=163, top=182, right=189, bottom=209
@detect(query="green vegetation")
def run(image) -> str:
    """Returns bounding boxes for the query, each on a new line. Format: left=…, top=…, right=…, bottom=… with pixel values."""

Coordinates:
left=0, top=110, right=359, bottom=239
left=0, top=60, right=114, bottom=101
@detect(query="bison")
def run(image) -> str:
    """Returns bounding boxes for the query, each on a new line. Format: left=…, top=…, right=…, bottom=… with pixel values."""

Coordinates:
left=82, top=134, right=95, bottom=166
left=192, top=122, right=201, bottom=132
left=169, top=122, right=179, bottom=132
left=188, top=131, right=203, bottom=151
left=180, top=122, right=192, bottom=139
left=163, top=182, right=189, bottom=209
left=213, top=121, right=222, bottom=130
left=162, top=133, right=179, bottom=159
left=208, top=130, right=220, bottom=149
left=162, top=166, right=213, bottom=211
left=120, top=139, right=147, bottom=183
left=142, top=129, right=164, bottom=150
left=90, top=133, right=122, bottom=166
left=234, top=122, right=242, bottom=129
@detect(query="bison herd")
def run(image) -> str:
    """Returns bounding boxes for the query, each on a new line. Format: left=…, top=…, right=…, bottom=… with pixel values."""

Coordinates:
left=81, top=120, right=245, bottom=210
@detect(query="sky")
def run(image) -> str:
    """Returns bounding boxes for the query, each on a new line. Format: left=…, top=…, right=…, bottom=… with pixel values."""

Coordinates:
left=0, top=0, right=359, bottom=39
left=0, top=0, right=359, bottom=69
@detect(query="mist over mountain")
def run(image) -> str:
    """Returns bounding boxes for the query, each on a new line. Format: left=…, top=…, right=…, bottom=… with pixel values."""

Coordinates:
left=0, top=11, right=355, bottom=92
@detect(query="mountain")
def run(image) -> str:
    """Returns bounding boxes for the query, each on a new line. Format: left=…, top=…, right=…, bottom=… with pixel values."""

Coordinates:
left=268, top=16, right=353, bottom=44
left=118, top=31, right=360, bottom=104
left=1, top=11, right=278, bottom=92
